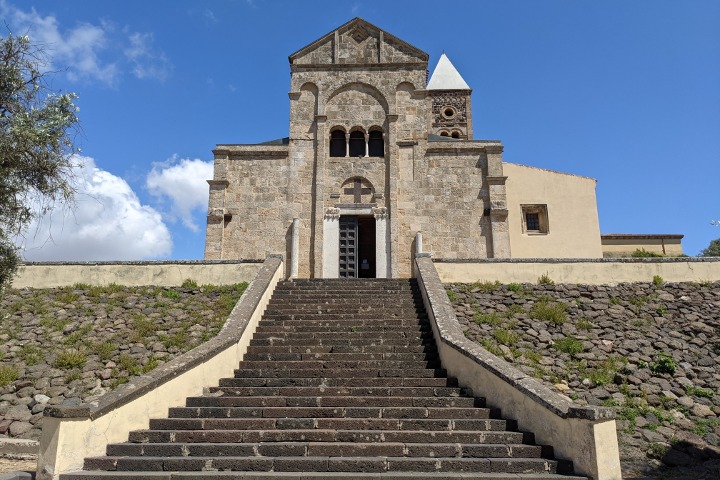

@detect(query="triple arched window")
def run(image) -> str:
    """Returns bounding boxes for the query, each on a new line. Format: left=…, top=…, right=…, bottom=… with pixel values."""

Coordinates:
left=329, top=127, right=385, bottom=158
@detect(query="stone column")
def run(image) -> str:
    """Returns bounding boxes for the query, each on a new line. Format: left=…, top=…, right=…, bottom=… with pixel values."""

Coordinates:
left=374, top=207, right=388, bottom=278
left=415, top=231, right=423, bottom=255
left=290, top=218, right=300, bottom=278
left=386, top=114, right=399, bottom=278
left=364, top=133, right=369, bottom=157
left=344, top=132, right=350, bottom=158
left=322, top=208, right=340, bottom=278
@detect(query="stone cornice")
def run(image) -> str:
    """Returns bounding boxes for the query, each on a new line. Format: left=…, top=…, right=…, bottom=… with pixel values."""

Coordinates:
left=291, top=62, right=426, bottom=72
left=213, top=144, right=290, bottom=158
left=207, top=180, right=229, bottom=187
left=486, top=176, right=508, bottom=185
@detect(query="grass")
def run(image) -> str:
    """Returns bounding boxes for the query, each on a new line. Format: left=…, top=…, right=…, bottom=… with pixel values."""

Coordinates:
left=473, top=312, right=504, bottom=326
left=63, top=324, right=92, bottom=346
left=0, top=365, right=20, bottom=387
left=161, top=289, right=181, bottom=299
left=553, top=336, right=584, bottom=357
left=479, top=338, right=503, bottom=357
left=181, top=279, right=199, bottom=289
left=652, top=275, right=664, bottom=286
left=461, top=280, right=501, bottom=293
left=492, top=328, right=520, bottom=346
left=692, top=419, right=720, bottom=436
left=19, top=344, right=44, bottom=365
left=583, top=356, right=628, bottom=386
left=576, top=318, right=593, bottom=330
left=507, top=283, right=525, bottom=293
left=91, top=340, right=117, bottom=361
left=54, top=349, right=88, bottom=370
left=529, top=300, right=567, bottom=325
left=684, top=385, right=714, bottom=398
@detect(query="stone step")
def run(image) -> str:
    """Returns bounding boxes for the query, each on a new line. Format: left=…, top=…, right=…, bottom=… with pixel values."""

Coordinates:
left=232, top=368, right=447, bottom=379
left=244, top=344, right=436, bottom=354
left=63, top=472, right=588, bottom=480
left=265, top=299, right=421, bottom=308
left=257, top=317, right=425, bottom=325
left=141, top=418, right=516, bottom=436
left=166, top=406, right=492, bottom=420
left=185, top=396, right=481, bottom=409
left=249, top=337, right=434, bottom=347
left=236, top=360, right=441, bottom=370
left=251, top=331, right=433, bottom=341
left=103, top=441, right=548, bottom=459
left=259, top=313, right=428, bottom=321
left=217, top=376, right=458, bottom=388
left=206, top=386, right=469, bottom=398
left=253, top=324, right=430, bottom=333
left=242, top=352, right=437, bottom=362
left=80, top=456, right=570, bottom=475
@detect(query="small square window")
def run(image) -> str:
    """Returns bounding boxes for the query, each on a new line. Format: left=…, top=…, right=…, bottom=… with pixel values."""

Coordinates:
left=521, top=205, right=549, bottom=234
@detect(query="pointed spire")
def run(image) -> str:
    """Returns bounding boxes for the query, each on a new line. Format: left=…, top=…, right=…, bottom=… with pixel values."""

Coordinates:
left=427, top=53, right=470, bottom=90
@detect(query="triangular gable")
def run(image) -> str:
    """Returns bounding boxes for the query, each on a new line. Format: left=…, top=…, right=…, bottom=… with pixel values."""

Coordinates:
left=289, top=17, right=428, bottom=65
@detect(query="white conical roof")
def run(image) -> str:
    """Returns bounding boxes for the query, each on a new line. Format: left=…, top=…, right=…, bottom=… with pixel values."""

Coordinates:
left=427, top=53, right=470, bottom=90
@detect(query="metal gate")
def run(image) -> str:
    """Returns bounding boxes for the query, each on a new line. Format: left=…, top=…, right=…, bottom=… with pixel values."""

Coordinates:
left=339, top=216, right=358, bottom=278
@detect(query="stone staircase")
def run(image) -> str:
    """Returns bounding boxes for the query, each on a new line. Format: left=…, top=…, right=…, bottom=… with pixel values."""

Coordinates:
left=62, top=279, right=588, bottom=479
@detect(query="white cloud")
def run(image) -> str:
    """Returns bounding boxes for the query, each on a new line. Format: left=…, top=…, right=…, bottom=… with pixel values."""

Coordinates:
left=124, top=31, right=172, bottom=81
left=146, top=156, right=213, bottom=233
left=18, top=156, right=172, bottom=261
left=0, top=1, right=171, bottom=86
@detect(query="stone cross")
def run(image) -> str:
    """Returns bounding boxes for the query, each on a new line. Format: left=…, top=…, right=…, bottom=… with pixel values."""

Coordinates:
left=344, top=179, right=372, bottom=203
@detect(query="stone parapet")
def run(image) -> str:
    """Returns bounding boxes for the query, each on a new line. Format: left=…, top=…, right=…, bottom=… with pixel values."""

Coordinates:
left=415, top=254, right=622, bottom=480
left=36, top=256, right=284, bottom=480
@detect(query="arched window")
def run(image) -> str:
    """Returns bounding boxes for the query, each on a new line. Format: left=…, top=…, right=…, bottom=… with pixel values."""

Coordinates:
left=348, top=131, right=365, bottom=157
left=368, top=130, right=384, bottom=157
left=330, top=130, right=346, bottom=157
left=440, top=131, right=449, bottom=137
left=451, top=131, right=460, bottom=139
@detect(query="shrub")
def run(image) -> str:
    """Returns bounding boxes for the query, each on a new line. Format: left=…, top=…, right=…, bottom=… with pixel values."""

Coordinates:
left=181, top=278, right=199, bottom=289
left=161, top=289, right=180, bottom=299
left=576, top=318, right=593, bottom=330
left=530, top=300, right=567, bottom=325
left=54, top=349, right=87, bottom=370
left=537, top=274, right=554, bottom=285
left=652, top=275, right=664, bottom=286
left=650, top=352, right=677, bottom=375
left=507, top=283, right=525, bottom=292
left=632, top=248, right=664, bottom=258
left=554, top=336, right=584, bottom=357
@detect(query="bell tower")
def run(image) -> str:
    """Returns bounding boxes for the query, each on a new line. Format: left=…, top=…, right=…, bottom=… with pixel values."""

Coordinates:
left=427, top=53, right=473, bottom=139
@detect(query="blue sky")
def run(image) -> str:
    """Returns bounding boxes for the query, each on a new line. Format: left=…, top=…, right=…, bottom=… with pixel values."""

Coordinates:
left=6, top=0, right=719, bottom=260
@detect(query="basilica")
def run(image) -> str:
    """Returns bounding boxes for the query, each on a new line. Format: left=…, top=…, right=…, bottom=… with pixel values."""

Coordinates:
left=204, top=18, right=603, bottom=278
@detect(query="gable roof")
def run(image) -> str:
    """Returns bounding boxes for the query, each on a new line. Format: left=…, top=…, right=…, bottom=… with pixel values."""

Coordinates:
left=289, top=17, right=428, bottom=64
left=427, top=53, right=470, bottom=90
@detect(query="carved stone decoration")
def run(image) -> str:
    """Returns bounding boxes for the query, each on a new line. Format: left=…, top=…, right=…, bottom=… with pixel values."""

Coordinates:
left=207, top=208, right=225, bottom=221
left=431, top=92, right=467, bottom=125
left=348, top=25, right=370, bottom=43
left=372, top=207, right=388, bottom=220
left=324, top=207, right=341, bottom=220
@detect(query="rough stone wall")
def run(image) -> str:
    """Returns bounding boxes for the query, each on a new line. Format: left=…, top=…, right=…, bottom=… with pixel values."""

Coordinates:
left=395, top=143, right=496, bottom=276
left=204, top=146, right=294, bottom=267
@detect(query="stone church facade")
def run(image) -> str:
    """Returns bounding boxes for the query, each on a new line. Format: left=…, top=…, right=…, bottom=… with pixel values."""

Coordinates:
left=204, top=18, right=603, bottom=278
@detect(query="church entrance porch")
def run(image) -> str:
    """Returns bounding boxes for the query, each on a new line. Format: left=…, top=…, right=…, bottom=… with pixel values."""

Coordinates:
left=322, top=207, right=388, bottom=279
left=339, top=216, right=376, bottom=278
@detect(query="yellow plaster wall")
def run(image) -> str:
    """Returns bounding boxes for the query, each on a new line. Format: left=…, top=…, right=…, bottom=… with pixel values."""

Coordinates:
left=504, top=162, right=603, bottom=258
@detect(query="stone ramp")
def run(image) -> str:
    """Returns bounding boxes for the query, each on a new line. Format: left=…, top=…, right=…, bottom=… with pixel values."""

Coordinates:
left=61, top=279, right=587, bottom=479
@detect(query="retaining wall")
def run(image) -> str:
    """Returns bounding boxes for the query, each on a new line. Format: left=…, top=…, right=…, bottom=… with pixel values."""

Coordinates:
left=12, top=260, right=264, bottom=288
left=433, top=257, right=720, bottom=284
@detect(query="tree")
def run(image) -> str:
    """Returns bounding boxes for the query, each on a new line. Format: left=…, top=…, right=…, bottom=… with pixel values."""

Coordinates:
left=0, top=33, right=80, bottom=293
left=699, top=238, right=720, bottom=257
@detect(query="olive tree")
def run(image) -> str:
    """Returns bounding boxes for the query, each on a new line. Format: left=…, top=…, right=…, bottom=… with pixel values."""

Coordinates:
left=0, top=33, right=80, bottom=292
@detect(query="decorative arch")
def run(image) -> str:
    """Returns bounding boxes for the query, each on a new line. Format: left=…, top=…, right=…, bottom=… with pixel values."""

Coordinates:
left=324, top=82, right=389, bottom=125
